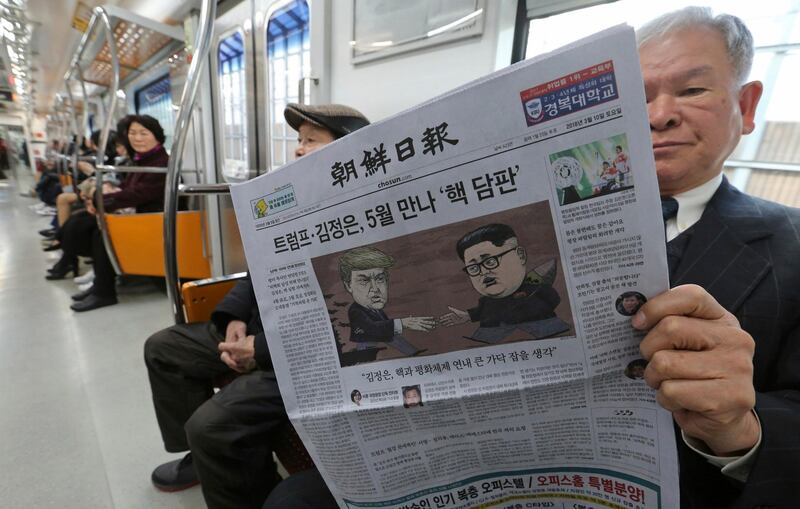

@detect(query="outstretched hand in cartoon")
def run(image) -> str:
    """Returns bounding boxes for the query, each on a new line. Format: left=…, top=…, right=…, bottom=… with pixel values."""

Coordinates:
left=401, top=316, right=437, bottom=332
left=439, top=306, right=469, bottom=327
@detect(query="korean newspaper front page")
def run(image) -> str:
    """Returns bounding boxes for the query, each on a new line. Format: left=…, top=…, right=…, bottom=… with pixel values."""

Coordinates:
left=231, top=25, right=678, bottom=509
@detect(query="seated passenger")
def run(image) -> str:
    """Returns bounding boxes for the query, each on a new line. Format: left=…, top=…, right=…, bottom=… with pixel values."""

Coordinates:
left=143, top=103, right=369, bottom=508
left=263, top=8, right=800, bottom=509
left=40, top=130, right=123, bottom=242
left=46, top=115, right=169, bottom=313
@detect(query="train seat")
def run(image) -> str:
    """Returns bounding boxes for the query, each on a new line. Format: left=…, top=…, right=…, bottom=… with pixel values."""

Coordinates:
left=105, top=210, right=211, bottom=279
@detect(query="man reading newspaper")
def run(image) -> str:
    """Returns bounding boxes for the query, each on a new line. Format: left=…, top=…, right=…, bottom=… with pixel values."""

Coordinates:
left=254, top=8, right=800, bottom=509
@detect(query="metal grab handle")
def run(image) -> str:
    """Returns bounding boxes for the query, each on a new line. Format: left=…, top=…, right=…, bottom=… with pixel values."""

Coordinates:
left=724, top=159, right=800, bottom=173
left=97, top=164, right=169, bottom=174
left=64, top=74, right=86, bottom=190
left=297, top=76, right=318, bottom=105
left=178, top=183, right=231, bottom=195
left=164, top=0, right=217, bottom=324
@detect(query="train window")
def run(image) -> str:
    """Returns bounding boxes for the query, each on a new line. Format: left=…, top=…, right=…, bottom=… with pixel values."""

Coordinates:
left=134, top=74, right=175, bottom=149
left=217, top=30, right=250, bottom=181
left=524, top=0, right=800, bottom=208
left=266, top=0, right=310, bottom=170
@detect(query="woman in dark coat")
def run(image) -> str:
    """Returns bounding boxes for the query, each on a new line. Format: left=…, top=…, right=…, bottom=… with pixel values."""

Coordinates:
left=46, top=115, right=169, bottom=312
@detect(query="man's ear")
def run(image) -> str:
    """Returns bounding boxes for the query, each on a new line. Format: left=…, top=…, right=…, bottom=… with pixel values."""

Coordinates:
left=343, top=280, right=352, bottom=294
left=516, top=246, right=527, bottom=265
left=739, top=80, right=763, bottom=135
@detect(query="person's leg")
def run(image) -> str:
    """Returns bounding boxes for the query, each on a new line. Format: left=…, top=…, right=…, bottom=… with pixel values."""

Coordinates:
left=58, top=210, right=96, bottom=257
left=144, top=322, right=236, bottom=491
left=70, top=226, right=117, bottom=310
left=144, top=322, right=232, bottom=452
left=56, top=192, right=77, bottom=227
left=89, top=228, right=116, bottom=299
left=262, top=468, right=337, bottom=509
left=46, top=212, right=93, bottom=278
left=185, top=371, right=286, bottom=509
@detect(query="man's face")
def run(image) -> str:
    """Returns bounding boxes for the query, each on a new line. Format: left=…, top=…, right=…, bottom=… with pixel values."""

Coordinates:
left=639, top=27, right=762, bottom=195
left=404, top=389, right=421, bottom=407
left=463, top=239, right=527, bottom=298
left=295, top=122, right=335, bottom=159
left=346, top=268, right=389, bottom=310
left=622, top=296, right=641, bottom=314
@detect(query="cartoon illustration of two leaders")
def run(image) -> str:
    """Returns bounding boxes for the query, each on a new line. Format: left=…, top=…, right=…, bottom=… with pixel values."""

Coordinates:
left=337, top=223, right=570, bottom=362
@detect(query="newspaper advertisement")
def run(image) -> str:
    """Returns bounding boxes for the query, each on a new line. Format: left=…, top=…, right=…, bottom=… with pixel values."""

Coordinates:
left=231, top=25, right=679, bottom=509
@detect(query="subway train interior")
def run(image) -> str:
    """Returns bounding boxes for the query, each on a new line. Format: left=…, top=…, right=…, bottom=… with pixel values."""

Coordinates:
left=1, top=0, right=799, bottom=507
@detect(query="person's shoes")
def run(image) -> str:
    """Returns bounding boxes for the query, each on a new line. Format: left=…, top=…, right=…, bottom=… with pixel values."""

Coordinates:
left=71, top=286, right=94, bottom=301
left=43, top=242, right=61, bottom=252
left=46, top=258, right=78, bottom=280
left=35, top=206, right=57, bottom=216
left=151, top=453, right=199, bottom=492
left=74, top=268, right=95, bottom=284
left=38, top=228, right=56, bottom=238
left=70, top=294, right=118, bottom=312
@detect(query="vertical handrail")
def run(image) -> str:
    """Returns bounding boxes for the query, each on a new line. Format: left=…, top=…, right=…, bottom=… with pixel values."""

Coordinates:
left=63, top=79, right=82, bottom=189
left=77, top=65, right=90, bottom=159
left=91, top=6, right=123, bottom=275
left=164, top=0, right=217, bottom=324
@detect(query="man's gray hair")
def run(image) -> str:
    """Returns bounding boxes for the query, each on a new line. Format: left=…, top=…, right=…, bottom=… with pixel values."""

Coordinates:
left=637, top=7, right=754, bottom=85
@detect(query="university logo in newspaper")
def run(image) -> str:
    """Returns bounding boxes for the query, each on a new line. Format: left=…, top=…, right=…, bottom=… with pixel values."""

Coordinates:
left=250, top=184, right=297, bottom=219
left=520, top=60, right=619, bottom=126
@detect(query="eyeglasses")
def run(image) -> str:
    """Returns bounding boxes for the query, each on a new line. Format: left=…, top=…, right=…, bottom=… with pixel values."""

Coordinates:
left=462, top=247, right=518, bottom=276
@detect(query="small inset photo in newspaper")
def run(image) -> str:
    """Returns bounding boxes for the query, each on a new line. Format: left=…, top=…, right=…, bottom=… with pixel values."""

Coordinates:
left=624, top=358, right=648, bottom=380
left=402, top=385, right=423, bottom=408
left=310, top=201, right=575, bottom=367
left=549, top=133, right=634, bottom=206
left=615, top=290, right=647, bottom=316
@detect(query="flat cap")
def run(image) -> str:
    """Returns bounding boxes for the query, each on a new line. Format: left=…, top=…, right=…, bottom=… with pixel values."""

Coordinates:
left=284, top=103, right=370, bottom=139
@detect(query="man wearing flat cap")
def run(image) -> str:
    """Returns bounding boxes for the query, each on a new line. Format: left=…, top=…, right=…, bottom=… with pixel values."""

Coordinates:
left=143, top=103, right=369, bottom=508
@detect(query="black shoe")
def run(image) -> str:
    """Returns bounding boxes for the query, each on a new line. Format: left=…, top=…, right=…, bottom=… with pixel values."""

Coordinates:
left=38, top=228, right=56, bottom=238
left=151, top=453, right=199, bottom=492
left=43, top=242, right=61, bottom=252
left=70, top=294, right=117, bottom=312
left=71, top=286, right=94, bottom=301
left=46, top=258, right=78, bottom=280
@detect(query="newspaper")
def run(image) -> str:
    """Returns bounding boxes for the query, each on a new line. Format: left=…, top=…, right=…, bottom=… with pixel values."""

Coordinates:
left=231, top=25, right=678, bottom=509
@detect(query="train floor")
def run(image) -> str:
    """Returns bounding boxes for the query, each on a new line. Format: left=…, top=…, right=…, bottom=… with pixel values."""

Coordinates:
left=0, top=171, right=206, bottom=508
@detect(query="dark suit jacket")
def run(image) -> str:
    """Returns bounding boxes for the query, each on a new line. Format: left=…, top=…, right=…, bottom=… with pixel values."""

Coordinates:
left=671, top=178, right=800, bottom=509
left=467, top=282, right=560, bottom=327
left=348, top=303, right=395, bottom=343
left=210, top=274, right=272, bottom=370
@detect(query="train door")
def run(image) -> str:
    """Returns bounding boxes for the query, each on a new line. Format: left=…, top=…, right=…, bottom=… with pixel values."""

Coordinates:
left=211, top=0, right=258, bottom=273
left=210, top=0, right=318, bottom=273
